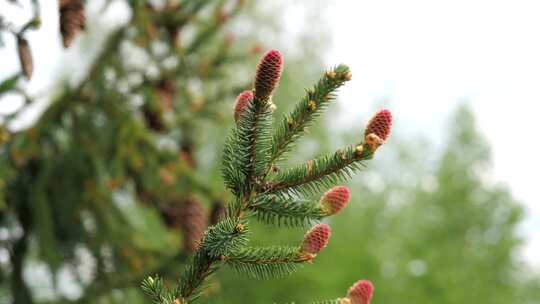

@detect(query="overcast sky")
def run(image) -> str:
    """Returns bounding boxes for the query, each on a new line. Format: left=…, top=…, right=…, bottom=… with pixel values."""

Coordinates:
left=1, top=0, right=539, bottom=269
left=320, top=0, right=540, bottom=267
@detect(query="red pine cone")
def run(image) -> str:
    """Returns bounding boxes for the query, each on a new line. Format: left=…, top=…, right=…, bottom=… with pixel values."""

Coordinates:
left=320, top=186, right=351, bottom=215
left=17, top=36, right=33, bottom=80
left=233, top=90, right=254, bottom=122
left=59, top=0, right=86, bottom=48
left=254, top=49, right=283, bottom=100
left=301, top=223, right=331, bottom=255
left=364, top=109, right=392, bottom=141
left=347, top=280, right=374, bottom=304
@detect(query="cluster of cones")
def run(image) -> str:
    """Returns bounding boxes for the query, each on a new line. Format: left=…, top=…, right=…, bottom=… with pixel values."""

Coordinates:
left=233, top=49, right=392, bottom=153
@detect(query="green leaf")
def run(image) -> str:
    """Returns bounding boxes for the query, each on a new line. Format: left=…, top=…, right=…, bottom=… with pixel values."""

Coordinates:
left=0, top=74, right=21, bottom=98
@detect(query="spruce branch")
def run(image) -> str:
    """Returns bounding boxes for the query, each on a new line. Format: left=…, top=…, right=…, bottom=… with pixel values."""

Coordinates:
left=142, top=41, right=391, bottom=303
left=224, top=246, right=307, bottom=279
left=141, top=276, right=178, bottom=304
left=267, top=144, right=372, bottom=196
left=249, top=194, right=325, bottom=227
left=267, top=64, right=351, bottom=169
left=200, top=218, right=250, bottom=257
left=222, top=92, right=273, bottom=197
left=178, top=251, right=221, bottom=302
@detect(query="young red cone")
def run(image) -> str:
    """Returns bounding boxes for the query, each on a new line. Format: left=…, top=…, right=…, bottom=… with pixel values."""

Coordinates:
left=365, top=109, right=392, bottom=141
left=320, top=186, right=351, bottom=215
left=364, top=109, right=392, bottom=150
left=233, top=90, right=254, bottom=122
left=347, top=280, right=374, bottom=304
left=301, top=223, right=331, bottom=255
left=254, top=49, right=284, bottom=100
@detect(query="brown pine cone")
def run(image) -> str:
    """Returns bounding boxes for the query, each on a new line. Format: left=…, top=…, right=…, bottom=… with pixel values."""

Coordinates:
left=59, top=0, right=86, bottom=48
left=156, top=79, right=176, bottom=112
left=162, top=197, right=207, bottom=253
left=17, top=36, right=33, bottom=80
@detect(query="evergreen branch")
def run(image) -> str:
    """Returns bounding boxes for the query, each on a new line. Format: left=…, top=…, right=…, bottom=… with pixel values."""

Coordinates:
left=222, top=97, right=273, bottom=196
left=141, top=276, right=177, bottom=304
left=200, top=218, right=250, bottom=257
left=249, top=194, right=325, bottom=227
left=225, top=246, right=308, bottom=279
left=178, top=251, right=221, bottom=302
left=267, top=65, right=351, bottom=169
left=268, top=144, right=372, bottom=196
left=247, top=99, right=273, bottom=186
left=221, top=114, right=251, bottom=195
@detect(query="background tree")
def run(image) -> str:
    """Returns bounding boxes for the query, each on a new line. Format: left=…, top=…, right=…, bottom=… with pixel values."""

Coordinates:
left=210, top=106, right=540, bottom=304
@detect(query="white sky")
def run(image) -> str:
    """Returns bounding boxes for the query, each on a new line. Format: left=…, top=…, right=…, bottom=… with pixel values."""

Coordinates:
left=321, top=0, right=540, bottom=267
left=1, top=0, right=539, bottom=269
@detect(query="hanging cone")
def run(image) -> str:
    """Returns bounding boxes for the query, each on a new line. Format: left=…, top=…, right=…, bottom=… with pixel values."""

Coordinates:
left=161, top=197, right=208, bottom=252
left=17, top=36, right=33, bottom=80
left=59, top=0, right=86, bottom=48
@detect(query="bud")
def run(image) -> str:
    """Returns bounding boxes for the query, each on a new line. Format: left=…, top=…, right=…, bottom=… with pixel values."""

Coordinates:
left=320, top=186, right=351, bottom=215
left=346, top=280, right=374, bottom=304
left=60, top=0, right=86, bottom=48
left=233, top=90, right=254, bottom=122
left=364, top=109, right=392, bottom=142
left=254, top=49, right=284, bottom=101
left=17, top=36, right=33, bottom=80
left=301, top=223, right=331, bottom=255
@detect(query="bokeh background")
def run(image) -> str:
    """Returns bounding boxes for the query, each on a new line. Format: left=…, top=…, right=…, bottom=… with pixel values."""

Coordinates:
left=1, top=0, right=539, bottom=303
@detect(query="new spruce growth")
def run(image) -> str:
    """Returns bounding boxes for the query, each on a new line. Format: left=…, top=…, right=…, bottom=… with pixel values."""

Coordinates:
left=142, top=49, right=392, bottom=303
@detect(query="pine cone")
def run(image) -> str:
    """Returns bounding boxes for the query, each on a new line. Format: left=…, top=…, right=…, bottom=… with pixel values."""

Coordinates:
left=17, top=36, right=33, bottom=80
left=301, top=223, right=331, bottom=255
left=346, top=280, right=374, bottom=304
left=59, top=0, right=86, bottom=48
left=364, top=109, right=392, bottom=142
left=320, top=186, right=351, bottom=215
left=157, top=79, right=176, bottom=112
left=233, top=90, right=253, bottom=122
left=178, top=197, right=207, bottom=252
left=254, top=49, right=283, bottom=101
